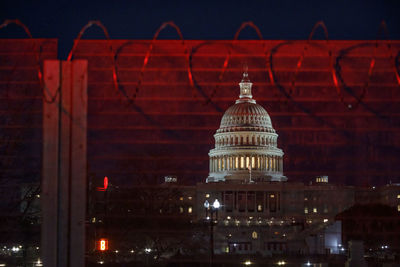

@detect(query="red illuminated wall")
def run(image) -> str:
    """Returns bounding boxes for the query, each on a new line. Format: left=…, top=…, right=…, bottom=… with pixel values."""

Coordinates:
left=0, top=39, right=57, bottom=183
left=1, top=39, right=400, bottom=186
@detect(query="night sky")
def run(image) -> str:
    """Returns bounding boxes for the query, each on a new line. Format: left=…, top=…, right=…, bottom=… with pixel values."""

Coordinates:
left=1, top=0, right=400, bottom=58
left=1, top=0, right=400, bottom=186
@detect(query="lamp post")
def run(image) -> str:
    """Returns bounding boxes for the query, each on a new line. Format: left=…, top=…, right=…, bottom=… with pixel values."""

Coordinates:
left=204, top=199, right=220, bottom=267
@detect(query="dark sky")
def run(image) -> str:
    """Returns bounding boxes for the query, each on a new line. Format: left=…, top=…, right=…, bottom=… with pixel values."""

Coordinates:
left=1, top=0, right=400, bottom=58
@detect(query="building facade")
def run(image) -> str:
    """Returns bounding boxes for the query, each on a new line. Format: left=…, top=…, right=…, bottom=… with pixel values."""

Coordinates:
left=88, top=72, right=400, bottom=264
left=195, top=72, right=400, bottom=256
left=207, top=71, right=286, bottom=183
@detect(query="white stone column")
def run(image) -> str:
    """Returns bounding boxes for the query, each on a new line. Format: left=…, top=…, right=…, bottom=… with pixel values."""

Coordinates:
left=224, top=156, right=227, bottom=170
left=262, top=155, right=265, bottom=170
left=264, top=156, right=267, bottom=170
left=272, top=156, right=275, bottom=171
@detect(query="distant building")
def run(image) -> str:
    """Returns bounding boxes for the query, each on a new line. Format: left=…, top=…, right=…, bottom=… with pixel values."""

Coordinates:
left=336, top=204, right=400, bottom=252
left=198, top=72, right=351, bottom=255
left=207, top=71, right=286, bottom=183
left=88, top=72, right=400, bottom=264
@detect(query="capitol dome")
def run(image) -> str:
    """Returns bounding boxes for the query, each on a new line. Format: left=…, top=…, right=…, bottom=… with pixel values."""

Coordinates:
left=218, top=102, right=274, bottom=132
left=207, top=71, right=287, bottom=183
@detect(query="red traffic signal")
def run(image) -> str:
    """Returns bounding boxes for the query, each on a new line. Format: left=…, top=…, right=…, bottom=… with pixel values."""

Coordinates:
left=97, top=238, right=108, bottom=251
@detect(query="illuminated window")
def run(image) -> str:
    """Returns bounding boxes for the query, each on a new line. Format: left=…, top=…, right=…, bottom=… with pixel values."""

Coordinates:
left=246, top=157, right=250, bottom=168
left=304, top=207, right=308, bottom=214
left=235, top=157, right=239, bottom=169
left=257, top=205, right=263, bottom=211
left=398, top=205, right=400, bottom=212
left=240, top=157, right=244, bottom=169
left=304, top=197, right=308, bottom=201
left=179, top=197, right=183, bottom=201
left=324, top=204, right=328, bottom=213
left=251, top=156, right=255, bottom=168
left=179, top=207, right=184, bottom=213
left=397, top=194, right=400, bottom=199
left=270, top=194, right=275, bottom=198
left=205, top=193, right=210, bottom=198
left=188, top=196, right=192, bottom=200
left=188, top=206, right=192, bottom=214
left=313, top=208, right=317, bottom=213
left=252, top=231, right=258, bottom=239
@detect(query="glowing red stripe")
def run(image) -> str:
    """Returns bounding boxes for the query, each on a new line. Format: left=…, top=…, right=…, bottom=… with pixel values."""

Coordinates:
left=135, top=21, right=196, bottom=103
left=0, top=19, right=46, bottom=100
left=396, top=71, right=400, bottom=86
left=208, top=21, right=264, bottom=104
left=104, top=176, right=108, bottom=190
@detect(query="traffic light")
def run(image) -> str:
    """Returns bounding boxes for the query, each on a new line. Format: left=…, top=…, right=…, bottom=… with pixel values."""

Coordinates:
left=97, top=238, right=108, bottom=251
left=97, top=176, right=109, bottom=191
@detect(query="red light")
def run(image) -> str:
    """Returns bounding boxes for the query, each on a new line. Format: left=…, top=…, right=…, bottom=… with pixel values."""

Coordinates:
left=97, top=176, right=109, bottom=191
left=97, top=238, right=108, bottom=251
left=103, top=176, right=108, bottom=190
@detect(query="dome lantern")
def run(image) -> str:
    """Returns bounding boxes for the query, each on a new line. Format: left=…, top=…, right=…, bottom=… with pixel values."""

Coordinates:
left=238, top=71, right=255, bottom=103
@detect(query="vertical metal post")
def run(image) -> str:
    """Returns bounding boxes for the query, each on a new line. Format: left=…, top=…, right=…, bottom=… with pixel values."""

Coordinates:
left=42, top=60, right=60, bottom=267
left=69, top=60, right=88, bottom=267
left=42, top=60, right=87, bottom=267
left=58, top=61, right=72, bottom=267
left=210, top=219, right=214, bottom=267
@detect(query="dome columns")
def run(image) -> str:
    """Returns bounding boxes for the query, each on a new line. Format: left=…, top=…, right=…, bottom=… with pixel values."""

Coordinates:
left=209, top=153, right=283, bottom=173
left=214, top=132, right=278, bottom=148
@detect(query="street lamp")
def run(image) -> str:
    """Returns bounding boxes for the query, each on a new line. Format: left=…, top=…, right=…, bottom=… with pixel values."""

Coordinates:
left=204, top=199, right=220, bottom=267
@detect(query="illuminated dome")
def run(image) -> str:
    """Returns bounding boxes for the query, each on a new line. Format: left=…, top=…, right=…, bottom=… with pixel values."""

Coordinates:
left=207, top=71, right=286, bottom=183
left=218, top=102, right=274, bottom=132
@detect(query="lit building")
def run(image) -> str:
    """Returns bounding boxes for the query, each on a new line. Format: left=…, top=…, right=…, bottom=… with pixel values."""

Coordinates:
left=197, top=72, right=349, bottom=255
left=195, top=72, right=400, bottom=256
left=207, top=71, right=286, bottom=183
left=87, top=72, right=400, bottom=264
